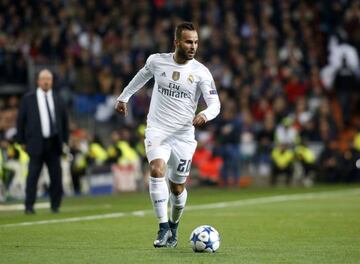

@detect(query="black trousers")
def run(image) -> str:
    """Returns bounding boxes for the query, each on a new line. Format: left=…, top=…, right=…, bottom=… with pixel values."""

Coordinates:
left=25, top=137, right=63, bottom=210
left=271, top=164, right=294, bottom=186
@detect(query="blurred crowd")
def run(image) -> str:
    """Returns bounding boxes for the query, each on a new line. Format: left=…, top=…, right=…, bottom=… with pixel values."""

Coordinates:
left=1, top=0, right=360, bottom=198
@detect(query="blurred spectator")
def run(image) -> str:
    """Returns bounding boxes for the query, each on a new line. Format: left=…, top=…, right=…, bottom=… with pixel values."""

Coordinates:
left=78, top=26, right=102, bottom=58
left=284, top=73, right=308, bottom=105
left=107, top=128, right=140, bottom=167
left=272, top=96, right=289, bottom=124
left=333, top=56, right=358, bottom=126
left=295, top=140, right=316, bottom=187
left=274, top=117, right=299, bottom=147
left=0, top=134, right=12, bottom=200
left=313, top=98, right=339, bottom=142
left=239, top=110, right=256, bottom=176
left=347, top=129, right=360, bottom=182
left=131, top=87, right=151, bottom=121
left=293, top=97, right=312, bottom=129
left=317, top=141, right=343, bottom=183
left=270, top=143, right=294, bottom=186
left=193, top=132, right=223, bottom=186
left=255, top=112, right=275, bottom=175
left=252, top=97, right=272, bottom=124
left=0, top=0, right=359, bottom=189
left=5, top=139, right=29, bottom=199
left=87, top=134, right=108, bottom=166
left=95, top=78, right=123, bottom=122
left=69, top=133, right=87, bottom=195
left=214, top=100, right=241, bottom=186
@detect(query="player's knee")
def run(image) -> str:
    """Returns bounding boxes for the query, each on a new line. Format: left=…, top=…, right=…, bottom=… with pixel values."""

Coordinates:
left=172, top=189, right=183, bottom=196
left=170, top=183, right=184, bottom=196
left=150, top=165, right=164, bottom=178
left=149, top=159, right=166, bottom=178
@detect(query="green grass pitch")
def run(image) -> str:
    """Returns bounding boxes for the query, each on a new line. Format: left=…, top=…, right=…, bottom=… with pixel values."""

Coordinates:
left=1, top=185, right=359, bottom=264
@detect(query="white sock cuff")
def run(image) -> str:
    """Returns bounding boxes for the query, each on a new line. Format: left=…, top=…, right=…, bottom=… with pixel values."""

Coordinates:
left=149, top=176, right=166, bottom=183
left=170, top=188, right=187, bottom=206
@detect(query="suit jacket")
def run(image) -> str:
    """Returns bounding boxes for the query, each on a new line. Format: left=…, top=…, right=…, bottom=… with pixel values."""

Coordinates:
left=16, top=91, right=69, bottom=156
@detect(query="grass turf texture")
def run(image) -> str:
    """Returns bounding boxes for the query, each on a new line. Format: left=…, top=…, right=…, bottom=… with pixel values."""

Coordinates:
left=0, top=185, right=359, bottom=264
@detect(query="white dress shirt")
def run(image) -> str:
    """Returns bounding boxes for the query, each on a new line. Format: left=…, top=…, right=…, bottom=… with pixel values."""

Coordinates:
left=36, top=88, right=56, bottom=138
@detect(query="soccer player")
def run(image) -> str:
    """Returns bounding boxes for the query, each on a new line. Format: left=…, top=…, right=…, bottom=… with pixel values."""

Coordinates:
left=115, top=22, right=221, bottom=248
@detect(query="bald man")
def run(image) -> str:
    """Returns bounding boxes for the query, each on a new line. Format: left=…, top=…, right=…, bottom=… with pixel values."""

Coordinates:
left=17, top=69, right=69, bottom=214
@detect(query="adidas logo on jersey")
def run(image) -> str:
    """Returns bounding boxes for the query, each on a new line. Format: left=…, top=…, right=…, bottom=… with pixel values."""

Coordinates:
left=161, top=72, right=166, bottom=77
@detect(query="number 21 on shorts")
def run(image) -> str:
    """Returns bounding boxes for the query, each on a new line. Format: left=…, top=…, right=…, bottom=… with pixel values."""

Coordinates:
left=177, top=159, right=192, bottom=173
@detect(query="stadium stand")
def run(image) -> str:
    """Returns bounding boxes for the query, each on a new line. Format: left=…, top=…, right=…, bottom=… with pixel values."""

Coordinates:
left=0, top=0, right=360, bottom=198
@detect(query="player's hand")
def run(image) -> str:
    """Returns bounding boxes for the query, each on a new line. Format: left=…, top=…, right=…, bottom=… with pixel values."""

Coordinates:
left=193, top=113, right=207, bottom=126
left=115, top=101, right=128, bottom=116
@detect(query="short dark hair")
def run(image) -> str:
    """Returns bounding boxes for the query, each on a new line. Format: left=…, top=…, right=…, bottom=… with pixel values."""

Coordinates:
left=175, top=22, right=196, bottom=40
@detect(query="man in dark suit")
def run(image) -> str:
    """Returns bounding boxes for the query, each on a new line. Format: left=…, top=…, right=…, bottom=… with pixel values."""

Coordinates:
left=17, top=69, right=69, bottom=214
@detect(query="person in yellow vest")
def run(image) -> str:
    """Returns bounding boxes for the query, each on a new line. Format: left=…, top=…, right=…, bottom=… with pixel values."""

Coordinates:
left=0, top=136, right=6, bottom=201
left=116, top=128, right=139, bottom=166
left=295, top=140, right=316, bottom=187
left=0, top=136, right=7, bottom=180
left=6, top=141, right=29, bottom=199
left=347, top=130, right=360, bottom=182
left=354, top=131, right=360, bottom=152
left=108, top=128, right=142, bottom=191
left=271, top=143, right=294, bottom=186
left=107, top=129, right=140, bottom=166
left=115, top=140, right=139, bottom=165
left=69, top=135, right=88, bottom=195
left=135, top=124, right=149, bottom=188
left=87, top=135, right=108, bottom=166
left=135, top=124, right=146, bottom=161
left=8, top=143, right=30, bottom=165
left=0, top=136, right=27, bottom=200
left=107, top=131, right=123, bottom=164
left=0, top=136, right=12, bottom=197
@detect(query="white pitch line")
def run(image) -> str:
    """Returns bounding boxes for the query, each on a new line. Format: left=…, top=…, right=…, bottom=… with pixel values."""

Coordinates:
left=1, top=188, right=359, bottom=228
left=185, top=188, right=360, bottom=211
left=0, top=202, right=49, bottom=211
left=0, top=202, right=112, bottom=212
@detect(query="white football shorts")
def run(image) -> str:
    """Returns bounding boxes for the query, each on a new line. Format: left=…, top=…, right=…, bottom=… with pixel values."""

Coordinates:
left=144, top=127, right=197, bottom=184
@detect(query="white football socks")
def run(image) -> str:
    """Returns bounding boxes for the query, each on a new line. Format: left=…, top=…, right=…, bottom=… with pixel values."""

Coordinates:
left=149, top=176, right=169, bottom=223
left=170, top=188, right=187, bottom=224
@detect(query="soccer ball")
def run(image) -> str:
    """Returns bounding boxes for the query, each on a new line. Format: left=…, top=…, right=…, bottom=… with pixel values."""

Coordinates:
left=189, top=225, right=220, bottom=253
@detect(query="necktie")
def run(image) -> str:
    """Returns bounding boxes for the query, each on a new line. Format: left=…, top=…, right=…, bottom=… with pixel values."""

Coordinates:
left=45, top=93, right=56, bottom=136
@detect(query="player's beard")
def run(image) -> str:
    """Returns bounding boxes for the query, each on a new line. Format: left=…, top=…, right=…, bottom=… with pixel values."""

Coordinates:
left=178, top=45, right=195, bottom=61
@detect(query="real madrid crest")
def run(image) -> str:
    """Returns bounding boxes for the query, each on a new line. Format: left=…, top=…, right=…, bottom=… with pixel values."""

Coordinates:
left=187, top=74, right=194, bottom=84
left=172, top=71, right=180, bottom=81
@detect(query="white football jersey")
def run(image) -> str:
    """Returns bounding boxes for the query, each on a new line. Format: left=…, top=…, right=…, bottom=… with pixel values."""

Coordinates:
left=117, top=53, right=220, bottom=133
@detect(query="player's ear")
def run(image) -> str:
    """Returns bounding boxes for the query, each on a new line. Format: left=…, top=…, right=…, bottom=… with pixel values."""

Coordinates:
left=174, top=39, right=179, bottom=47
